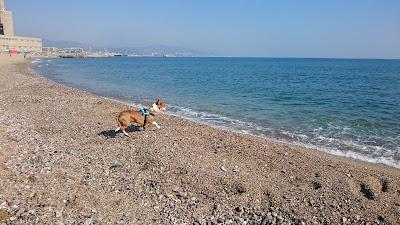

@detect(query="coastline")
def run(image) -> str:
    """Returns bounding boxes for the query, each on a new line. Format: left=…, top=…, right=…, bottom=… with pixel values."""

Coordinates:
left=32, top=57, right=400, bottom=170
left=0, top=57, right=399, bottom=224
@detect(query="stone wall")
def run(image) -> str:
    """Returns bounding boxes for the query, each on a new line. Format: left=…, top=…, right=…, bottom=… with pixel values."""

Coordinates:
left=0, top=35, right=42, bottom=53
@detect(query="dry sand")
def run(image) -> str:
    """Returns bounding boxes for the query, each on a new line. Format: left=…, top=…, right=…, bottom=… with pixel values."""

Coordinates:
left=0, top=57, right=399, bottom=225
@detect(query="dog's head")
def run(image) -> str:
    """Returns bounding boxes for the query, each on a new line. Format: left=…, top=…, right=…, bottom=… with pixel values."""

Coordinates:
left=153, top=99, right=166, bottom=112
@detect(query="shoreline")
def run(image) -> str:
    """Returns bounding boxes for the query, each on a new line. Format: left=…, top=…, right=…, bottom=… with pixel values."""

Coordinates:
left=31, top=57, right=400, bottom=170
left=1, top=57, right=399, bottom=224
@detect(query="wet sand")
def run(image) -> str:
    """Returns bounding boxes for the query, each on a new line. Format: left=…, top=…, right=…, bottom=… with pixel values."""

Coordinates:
left=0, top=57, right=399, bottom=224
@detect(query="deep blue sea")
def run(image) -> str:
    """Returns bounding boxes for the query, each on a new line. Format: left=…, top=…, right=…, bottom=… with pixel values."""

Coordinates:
left=33, top=57, right=400, bottom=168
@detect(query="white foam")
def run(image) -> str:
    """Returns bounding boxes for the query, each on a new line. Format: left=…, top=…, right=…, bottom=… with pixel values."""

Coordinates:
left=167, top=105, right=400, bottom=169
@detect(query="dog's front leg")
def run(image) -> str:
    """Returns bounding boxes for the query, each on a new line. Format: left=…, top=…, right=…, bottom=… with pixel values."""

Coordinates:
left=122, top=129, right=130, bottom=136
left=152, top=121, right=161, bottom=129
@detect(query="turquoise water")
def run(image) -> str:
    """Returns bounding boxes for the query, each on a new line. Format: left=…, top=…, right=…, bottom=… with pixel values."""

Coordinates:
left=33, top=57, right=400, bottom=168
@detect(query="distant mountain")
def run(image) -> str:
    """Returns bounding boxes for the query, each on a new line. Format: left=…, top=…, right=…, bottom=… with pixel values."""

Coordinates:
left=127, top=45, right=206, bottom=55
left=42, top=39, right=96, bottom=49
left=42, top=39, right=211, bottom=56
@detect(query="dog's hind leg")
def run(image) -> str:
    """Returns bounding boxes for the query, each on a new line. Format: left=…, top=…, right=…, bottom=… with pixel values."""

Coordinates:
left=115, top=117, right=122, bottom=133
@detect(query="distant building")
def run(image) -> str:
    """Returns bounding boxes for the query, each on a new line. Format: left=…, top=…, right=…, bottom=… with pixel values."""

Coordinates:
left=0, top=0, right=13, bottom=36
left=42, top=47, right=58, bottom=52
left=0, top=0, right=42, bottom=53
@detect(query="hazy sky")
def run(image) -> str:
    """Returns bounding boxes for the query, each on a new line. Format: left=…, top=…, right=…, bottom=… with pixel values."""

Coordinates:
left=7, top=0, right=400, bottom=58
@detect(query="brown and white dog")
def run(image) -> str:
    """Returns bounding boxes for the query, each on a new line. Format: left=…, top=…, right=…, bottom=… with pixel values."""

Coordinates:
left=115, top=99, right=166, bottom=136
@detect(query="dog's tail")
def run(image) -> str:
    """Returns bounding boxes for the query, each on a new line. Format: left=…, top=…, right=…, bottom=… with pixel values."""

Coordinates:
left=115, top=117, right=121, bottom=132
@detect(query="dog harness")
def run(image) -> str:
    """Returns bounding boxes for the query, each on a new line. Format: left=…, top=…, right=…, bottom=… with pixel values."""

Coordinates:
left=140, top=107, right=150, bottom=116
left=140, top=107, right=155, bottom=126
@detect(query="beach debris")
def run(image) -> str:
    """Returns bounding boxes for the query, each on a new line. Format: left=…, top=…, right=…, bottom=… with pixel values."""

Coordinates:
left=220, top=166, right=227, bottom=172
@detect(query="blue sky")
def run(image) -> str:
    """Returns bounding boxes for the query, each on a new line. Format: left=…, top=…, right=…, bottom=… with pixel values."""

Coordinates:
left=7, top=0, right=400, bottom=58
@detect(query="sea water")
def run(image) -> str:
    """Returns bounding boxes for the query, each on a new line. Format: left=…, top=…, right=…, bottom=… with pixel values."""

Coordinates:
left=33, top=57, right=400, bottom=168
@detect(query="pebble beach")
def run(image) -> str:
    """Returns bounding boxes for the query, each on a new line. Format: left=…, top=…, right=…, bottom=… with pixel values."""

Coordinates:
left=0, top=56, right=399, bottom=224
